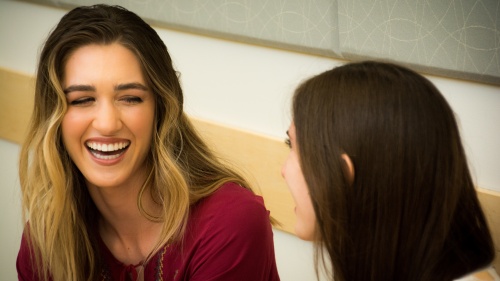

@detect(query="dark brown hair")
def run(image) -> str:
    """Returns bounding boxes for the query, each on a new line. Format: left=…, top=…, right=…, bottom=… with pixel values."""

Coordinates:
left=293, top=61, right=494, bottom=281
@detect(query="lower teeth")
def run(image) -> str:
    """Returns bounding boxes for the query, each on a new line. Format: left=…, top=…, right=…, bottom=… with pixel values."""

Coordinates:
left=91, top=151, right=123, bottom=160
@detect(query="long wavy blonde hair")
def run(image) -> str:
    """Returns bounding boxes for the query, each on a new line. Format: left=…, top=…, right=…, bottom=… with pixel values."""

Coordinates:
left=19, top=5, right=251, bottom=280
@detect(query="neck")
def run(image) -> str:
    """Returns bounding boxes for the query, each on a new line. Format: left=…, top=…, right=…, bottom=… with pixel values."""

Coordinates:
left=87, top=170, right=163, bottom=264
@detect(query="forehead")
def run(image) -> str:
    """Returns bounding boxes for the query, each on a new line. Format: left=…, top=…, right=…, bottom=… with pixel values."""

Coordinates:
left=65, top=43, right=138, bottom=66
left=63, top=43, right=146, bottom=86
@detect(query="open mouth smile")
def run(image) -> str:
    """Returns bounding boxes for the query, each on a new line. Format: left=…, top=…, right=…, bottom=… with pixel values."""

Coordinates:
left=85, top=141, right=130, bottom=160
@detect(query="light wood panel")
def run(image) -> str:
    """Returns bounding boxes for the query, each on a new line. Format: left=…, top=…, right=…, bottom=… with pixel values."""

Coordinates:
left=0, top=68, right=35, bottom=144
left=1, top=68, right=498, bottom=274
left=478, top=188, right=500, bottom=272
left=190, top=117, right=296, bottom=233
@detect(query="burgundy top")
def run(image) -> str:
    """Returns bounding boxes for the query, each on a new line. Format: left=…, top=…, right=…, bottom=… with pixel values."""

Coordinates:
left=17, top=183, right=280, bottom=281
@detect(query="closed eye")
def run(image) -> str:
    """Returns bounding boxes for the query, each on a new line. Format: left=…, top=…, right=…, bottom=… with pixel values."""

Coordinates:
left=121, top=96, right=143, bottom=104
left=284, top=138, right=291, bottom=148
left=70, top=97, right=94, bottom=106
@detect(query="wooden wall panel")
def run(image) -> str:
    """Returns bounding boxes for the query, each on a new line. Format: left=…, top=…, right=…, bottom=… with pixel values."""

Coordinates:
left=478, top=188, right=500, bottom=273
left=190, top=117, right=296, bottom=233
left=0, top=68, right=34, bottom=144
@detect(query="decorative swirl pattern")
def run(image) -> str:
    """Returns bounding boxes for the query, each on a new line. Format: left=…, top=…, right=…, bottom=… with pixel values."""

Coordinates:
left=35, top=0, right=499, bottom=84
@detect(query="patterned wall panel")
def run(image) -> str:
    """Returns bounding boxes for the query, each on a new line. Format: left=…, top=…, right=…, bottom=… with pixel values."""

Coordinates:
left=24, top=0, right=500, bottom=85
left=338, top=0, right=500, bottom=85
left=26, top=0, right=340, bottom=56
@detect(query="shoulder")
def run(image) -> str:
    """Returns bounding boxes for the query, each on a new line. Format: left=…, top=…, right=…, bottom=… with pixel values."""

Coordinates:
left=179, top=183, right=279, bottom=280
left=204, top=182, right=264, bottom=206
left=186, top=182, right=274, bottom=244
left=192, top=182, right=269, bottom=227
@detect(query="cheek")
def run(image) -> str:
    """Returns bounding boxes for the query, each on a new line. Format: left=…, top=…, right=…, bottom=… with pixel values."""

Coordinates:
left=296, top=181, right=315, bottom=216
left=283, top=153, right=317, bottom=240
left=283, top=153, right=306, bottom=202
left=295, top=192, right=316, bottom=240
left=61, top=110, right=87, bottom=148
left=126, top=106, right=155, bottom=142
left=296, top=173, right=316, bottom=239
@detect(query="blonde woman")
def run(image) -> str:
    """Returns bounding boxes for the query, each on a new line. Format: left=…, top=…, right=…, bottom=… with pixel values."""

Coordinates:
left=17, top=5, right=279, bottom=281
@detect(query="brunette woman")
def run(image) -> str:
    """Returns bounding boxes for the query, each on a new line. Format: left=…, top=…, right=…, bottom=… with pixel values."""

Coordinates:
left=282, top=61, right=494, bottom=281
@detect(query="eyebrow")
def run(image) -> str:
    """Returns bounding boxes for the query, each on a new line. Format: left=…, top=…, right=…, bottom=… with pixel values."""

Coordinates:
left=63, top=84, right=95, bottom=94
left=286, top=130, right=289, bottom=137
left=115, top=82, right=149, bottom=92
left=63, top=83, right=148, bottom=94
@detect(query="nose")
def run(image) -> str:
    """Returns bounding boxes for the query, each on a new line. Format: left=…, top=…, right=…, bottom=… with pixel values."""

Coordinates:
left=92, top=101, right=122, bottom=135
left=281, top=163, right=286, bottom=178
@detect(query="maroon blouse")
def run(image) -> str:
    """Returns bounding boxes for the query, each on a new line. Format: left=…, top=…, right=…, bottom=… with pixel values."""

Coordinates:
left=17, top=183, right=280, bottom=281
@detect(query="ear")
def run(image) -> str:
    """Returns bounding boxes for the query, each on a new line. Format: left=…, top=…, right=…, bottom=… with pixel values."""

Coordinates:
left=341, top=154, right=355, bottom=186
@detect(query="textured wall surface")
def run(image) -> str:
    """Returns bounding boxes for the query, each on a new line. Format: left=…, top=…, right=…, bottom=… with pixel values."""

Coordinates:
left=23, top=0, right=500, bottom=83
left=27, top=0, right=341, bottom=56
left=338, top=0, right=500, bottom=85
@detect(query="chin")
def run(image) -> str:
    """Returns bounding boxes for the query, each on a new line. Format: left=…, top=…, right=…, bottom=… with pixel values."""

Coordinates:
left=295, top=227, right=315, bottom=241
left=84, top=174, right=125, bottom=188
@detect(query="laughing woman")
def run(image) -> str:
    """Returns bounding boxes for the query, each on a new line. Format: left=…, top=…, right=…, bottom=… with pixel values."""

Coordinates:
left=17, top=5, right=279, bottom=281
left=281, top=61, right=495, bottom=281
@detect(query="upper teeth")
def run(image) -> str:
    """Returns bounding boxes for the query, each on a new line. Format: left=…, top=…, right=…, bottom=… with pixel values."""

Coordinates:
left=86, top=142, right=129, bottom=152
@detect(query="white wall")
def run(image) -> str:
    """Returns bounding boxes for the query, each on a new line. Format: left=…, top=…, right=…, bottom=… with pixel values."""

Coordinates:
left=1, top=1, right=499, bottom=280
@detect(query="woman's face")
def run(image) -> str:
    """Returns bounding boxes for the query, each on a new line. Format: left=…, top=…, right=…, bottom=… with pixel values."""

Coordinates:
left=282, top=122, right=316, bottom=240
left=61, top=43, right=155, bottom=189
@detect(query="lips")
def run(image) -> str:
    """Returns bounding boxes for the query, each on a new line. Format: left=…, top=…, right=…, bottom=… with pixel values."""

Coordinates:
left=85, top=141, right=130, bottom=160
